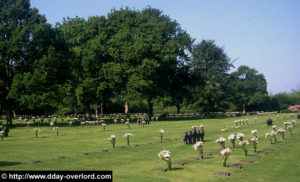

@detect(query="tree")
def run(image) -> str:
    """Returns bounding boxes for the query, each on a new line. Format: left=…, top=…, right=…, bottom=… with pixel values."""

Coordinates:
left=189, top=40, right=233, bottom=113
left=229, top=65, right=268, bottom=112
left=58, top=16, right=109, bottom=117
left=0, top=0, right=53, bottom=124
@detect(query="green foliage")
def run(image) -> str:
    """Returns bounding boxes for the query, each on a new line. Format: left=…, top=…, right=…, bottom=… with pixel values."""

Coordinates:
left=228, top=65, right=274, bottom=111
left=0, top=2, right=280, bottom=117
left=273, top=91, right=300, bottom=111
left=189, top=40, right=233, bottom=112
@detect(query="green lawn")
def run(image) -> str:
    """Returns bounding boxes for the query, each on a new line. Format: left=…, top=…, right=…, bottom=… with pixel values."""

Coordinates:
left=0, top=114, right=299, bottom=182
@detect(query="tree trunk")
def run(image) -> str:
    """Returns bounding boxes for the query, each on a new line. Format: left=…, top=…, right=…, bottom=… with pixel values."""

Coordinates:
left=5, top=106, right=13, bottom=126
left=95, top=105, right=98, bottom=118
left=12, top=109, right=17, bottom=118
left=100, top=102, right=104, bottom=116
left=176, top=104, right=181, bottom=114
left=147, top=98, right=153, bottom=119
left=124, top=102, right=129, bottom=115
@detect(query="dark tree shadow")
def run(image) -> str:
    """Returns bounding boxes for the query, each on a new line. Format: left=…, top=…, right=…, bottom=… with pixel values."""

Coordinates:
left=0, top=161, right=23, bottom=167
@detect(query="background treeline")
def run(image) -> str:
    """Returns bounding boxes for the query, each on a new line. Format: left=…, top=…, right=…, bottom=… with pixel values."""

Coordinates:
left=1, top=0, right=299, bottom=125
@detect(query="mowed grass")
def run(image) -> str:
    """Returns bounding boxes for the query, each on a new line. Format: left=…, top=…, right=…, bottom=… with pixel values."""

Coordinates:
left=0, top=114, right=299, bottom=182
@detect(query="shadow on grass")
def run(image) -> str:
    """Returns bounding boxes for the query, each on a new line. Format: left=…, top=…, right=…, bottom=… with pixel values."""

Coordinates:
left=170, top=167, right=184, bottom=171
left=0, top=161, right=23, bottom=167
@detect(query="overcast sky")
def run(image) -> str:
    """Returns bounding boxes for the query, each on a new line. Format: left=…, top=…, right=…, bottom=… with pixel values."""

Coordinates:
left=31, top=0, right=300, bottom=94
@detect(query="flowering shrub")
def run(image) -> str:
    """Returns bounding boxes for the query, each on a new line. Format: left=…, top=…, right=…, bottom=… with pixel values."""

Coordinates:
left=108, top=135, right=116, bottom=148
left=193, top=141, right=204, bottom=159
left=288, top=105, right=300, bottom=112
left=237, top=133, right=245, bottom=141
left=228, top=134, right=236, bottom=148
left=238, top=140, right=249, bottom=156
left=123, top=133, right=133, bottom=146
left=158, top=149, right=171, bottom=170
left=53, top=127, right=59, bottom=136
left=283, top=122, right=291, bottom=130
left=125, top=121, right=130, bottom=128
left=33, top=128, right=40, bottom=138
left=102, top=123, right=106, bottom=131
left=158, top=129, right=164, bottom=142
left=291, top=120, right=296, bottom=127
left=251, top=130, right=258, bottom=137
left=216, top=137, right=226, bottom=149
left=277, top=128, right=286, bottom=139
left=251, top=137, right=258, bottom=152
left=220, top=147, right=232, bottom=167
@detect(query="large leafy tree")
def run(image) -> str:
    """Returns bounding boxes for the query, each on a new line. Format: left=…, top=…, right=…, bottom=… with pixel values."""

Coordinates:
left=0, top=0, right=53, bottom=124
left=229, top=65, right=268, bottom=111
left=106, top=7, right=192, bottom=117
left=189, top=40, right=233, bottom=113
left=58, top=16, right=111, bottom=117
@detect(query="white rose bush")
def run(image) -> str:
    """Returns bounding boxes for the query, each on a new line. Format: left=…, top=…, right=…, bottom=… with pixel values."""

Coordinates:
left=158, top=149, right=172, bottom=170
left=108, top=135, right=116, bottom=148
left=238, top=140, right=249, bottom=156
left=220, top=147, right=232, bottom=167
left=158, top=129, right=164, bottom=142
left=123, top=133, right=133, bottom=146
left=216, top=137, right=226, bottom=149
left=228, top=134, right=236, bottom=148
left=193, top=141, right=204, bottom=159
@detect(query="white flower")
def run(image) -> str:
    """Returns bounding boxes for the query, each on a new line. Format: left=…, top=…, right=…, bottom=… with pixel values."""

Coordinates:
left=265, top=132, right=271, bottom=138
left=277, top=128, right=286, bottom=133
left=158, top=129, right=164, bottom=134
left=192, top=126, right=197, bottom=129
left=33, top=128, right=40, bottom=133
left=114, top=119, right=118, bottom=123
left=238, top=140, right=249, bottom=146
left=251, top=130, right=258, bottom=135
left=287, top=126, right=293, bottom=130
left=272, top=125, right=277, bottom=129
left=251, top=137, right=258, bottom=142
left=193, top=141, right=204, bottom=150
left=220, top=147, right=232, bottom=156
left=200, top=125, right=204, bottom=128
left=158, top=149, right=171, bottom=160
left=236, top=133, right=245, bottom=140
left=0, top=131, right=4, bottom=136
left=123, top=133, right=133, bottom=138
left=102, top=123, right=106, bottom=126
left=283, top=121, right=291, bottom=125
left=216, top=137, right=226, bottom=143
left=234, top=120, right=239, bottom=123
left=236, top=126, right=241, bottom=129
left=270, top=130, right=277, bottom=136
left=228, top=134, right=235, bottom=140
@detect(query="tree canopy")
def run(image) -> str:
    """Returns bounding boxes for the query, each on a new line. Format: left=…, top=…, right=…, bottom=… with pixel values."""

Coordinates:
left=0, top=1, right=287, bottom=124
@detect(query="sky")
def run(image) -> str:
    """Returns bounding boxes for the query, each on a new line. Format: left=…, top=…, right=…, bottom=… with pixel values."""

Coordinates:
left=30, top=0, right=300, bottom=94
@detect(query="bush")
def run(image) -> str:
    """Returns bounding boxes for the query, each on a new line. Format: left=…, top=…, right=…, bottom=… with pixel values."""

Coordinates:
left=159, top=112, right=169, bottom=119
left=298, top=114, right=300, bottom=119
left=266, top=118, right=273, bottom=126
